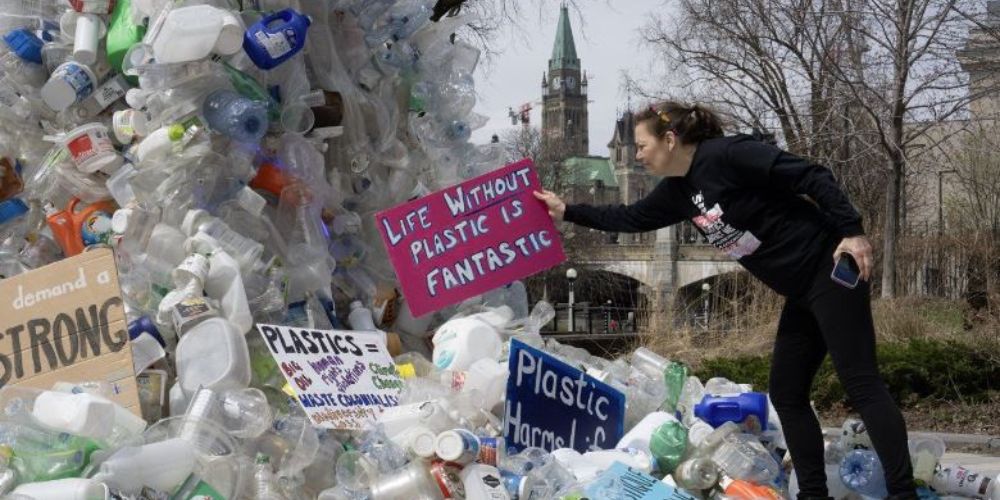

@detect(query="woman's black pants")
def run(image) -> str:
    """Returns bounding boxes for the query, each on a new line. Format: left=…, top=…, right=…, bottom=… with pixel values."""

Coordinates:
left=768, top=253, right=917, bottom=499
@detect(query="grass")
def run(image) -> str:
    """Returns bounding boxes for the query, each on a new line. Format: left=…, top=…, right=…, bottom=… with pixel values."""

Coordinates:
left=644, top=297, right=1000, bottom=417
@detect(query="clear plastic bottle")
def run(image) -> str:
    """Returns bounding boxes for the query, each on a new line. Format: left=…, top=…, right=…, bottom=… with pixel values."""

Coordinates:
left=839, top=448, right=888, bottom=498
left=253, top=454, right=286, bottom=500
left=673, top=457, right=719, bottom=491
left=711, top=431, right=781, bottom=484
left=202, top=89, right=268, bottom=143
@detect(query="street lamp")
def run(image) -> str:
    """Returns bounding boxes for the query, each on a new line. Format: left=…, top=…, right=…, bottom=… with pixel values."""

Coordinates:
left=937, top=169, right=958, bottom=237
left=566, top=268, right=578, bottom=332
left=701, top=282, right=711, bottom=330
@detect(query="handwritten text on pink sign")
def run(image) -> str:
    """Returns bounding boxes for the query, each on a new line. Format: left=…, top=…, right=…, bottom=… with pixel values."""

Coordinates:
left=376, top=159, right=565, bottom=317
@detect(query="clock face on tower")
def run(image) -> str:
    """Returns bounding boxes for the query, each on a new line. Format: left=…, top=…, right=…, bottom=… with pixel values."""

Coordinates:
left=552, top=76, right=562, bottom=89
left=566, top=76, right=576, bottom=90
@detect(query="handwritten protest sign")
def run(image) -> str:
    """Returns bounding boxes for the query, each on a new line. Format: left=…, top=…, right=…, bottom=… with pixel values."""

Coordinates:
left=375, top=159, right=565, bottom=317
left=586, top=462, right=698, bottom=500
left=504, top=338, right=625, bottom=454
left=0, top=249, right=141, bottom=415
left=255, top=324, right=403, bottom=429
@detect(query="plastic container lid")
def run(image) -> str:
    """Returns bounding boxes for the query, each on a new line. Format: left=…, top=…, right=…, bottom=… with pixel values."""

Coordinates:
left=3, top=28, right=44, bottom=64
left=0, top=198, right=28, bottom=225
left=410, top=430, right=437, bottom=458
left=435, top=431, right=470, bottom=462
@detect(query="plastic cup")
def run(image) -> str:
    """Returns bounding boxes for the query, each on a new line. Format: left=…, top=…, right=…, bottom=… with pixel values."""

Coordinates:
left=280, top=102, right=315, bottom=134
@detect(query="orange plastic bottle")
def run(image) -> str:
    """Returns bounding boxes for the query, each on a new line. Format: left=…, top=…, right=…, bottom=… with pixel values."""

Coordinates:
left=46, top=197, right=117, bottom=256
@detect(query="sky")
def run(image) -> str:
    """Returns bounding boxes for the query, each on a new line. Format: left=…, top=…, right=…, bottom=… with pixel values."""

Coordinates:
left=469, top=1, right=666, bottom=156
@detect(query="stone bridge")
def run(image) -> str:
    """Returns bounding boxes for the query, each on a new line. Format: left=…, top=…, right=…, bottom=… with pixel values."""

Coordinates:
left=565, top=223, right=743, bottom=310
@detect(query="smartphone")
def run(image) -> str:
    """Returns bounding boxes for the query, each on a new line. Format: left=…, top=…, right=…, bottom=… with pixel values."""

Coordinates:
left=831, top=253, right=861, bottom=289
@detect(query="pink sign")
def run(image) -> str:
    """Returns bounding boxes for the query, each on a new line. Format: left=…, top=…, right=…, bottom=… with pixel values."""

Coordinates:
left=375, top=159, right=566, bottom=317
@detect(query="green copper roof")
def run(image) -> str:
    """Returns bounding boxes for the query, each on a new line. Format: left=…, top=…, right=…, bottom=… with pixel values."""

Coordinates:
left=563, top=156, right=618, bottom=187
left=550, top=5, right=580, bottom=71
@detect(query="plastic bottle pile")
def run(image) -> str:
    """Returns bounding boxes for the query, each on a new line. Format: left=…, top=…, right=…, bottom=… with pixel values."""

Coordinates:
left=0, top=0, right=996, bottom=499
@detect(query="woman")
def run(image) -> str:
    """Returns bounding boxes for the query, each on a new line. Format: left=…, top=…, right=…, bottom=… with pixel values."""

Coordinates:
left=534, top=101, right=917, bottom=500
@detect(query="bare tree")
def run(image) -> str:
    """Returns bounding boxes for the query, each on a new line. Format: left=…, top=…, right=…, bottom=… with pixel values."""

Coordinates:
left=642, top=0, right=993, bottom=297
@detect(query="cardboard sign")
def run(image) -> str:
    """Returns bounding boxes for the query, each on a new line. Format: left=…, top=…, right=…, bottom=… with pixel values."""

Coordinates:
left=0, top=249, right=141, bottom=414
left=504, top=338, right=625, bottom=454
left=375, top=159, right=565, bottom=317
left=586, top=462, right=698, bottom=500
left=255, top=324, right=403, bottom=429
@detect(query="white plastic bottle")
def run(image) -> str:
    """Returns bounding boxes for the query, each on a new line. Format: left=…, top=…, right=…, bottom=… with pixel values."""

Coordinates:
left=181, top=209, right=264, bottom=271
left=460, top=463, right=511, bottom=500
left=431, top=308, right=512, bottom=371
left=11, top=478, right=108, bottom=499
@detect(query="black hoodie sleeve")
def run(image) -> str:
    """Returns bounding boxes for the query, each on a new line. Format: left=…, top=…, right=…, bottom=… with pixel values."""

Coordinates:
left=725, top=137, right=865, bottom=237
left=563, top=179, right=685, bottom=233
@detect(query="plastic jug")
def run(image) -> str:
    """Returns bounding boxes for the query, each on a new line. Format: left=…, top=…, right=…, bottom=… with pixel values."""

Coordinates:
left=11, top=478, right=109, bottom=499
left=46, top=197, right=117, bottom=256
left=149, top=5, right=244, bottom=64
left=431, top=308, right=511, bottom=371
left=175, top=317, right=251, bottom=394
left=94, top=438, right=195, bottom=492
left=243, top=8, right=311, bottom=70
left=694, top=392, right=769, bottom=432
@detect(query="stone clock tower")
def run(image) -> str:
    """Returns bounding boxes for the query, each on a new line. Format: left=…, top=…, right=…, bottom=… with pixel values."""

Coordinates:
left=541, top=4, right=589, bottom=158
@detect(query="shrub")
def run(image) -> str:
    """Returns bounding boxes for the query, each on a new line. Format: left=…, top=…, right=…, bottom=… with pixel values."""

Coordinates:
left=694, top=338, right=999, bottom=409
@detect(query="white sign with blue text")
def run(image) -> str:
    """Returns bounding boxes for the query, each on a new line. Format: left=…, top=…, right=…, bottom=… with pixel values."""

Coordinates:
left=504, top=338, right=625, bottom=453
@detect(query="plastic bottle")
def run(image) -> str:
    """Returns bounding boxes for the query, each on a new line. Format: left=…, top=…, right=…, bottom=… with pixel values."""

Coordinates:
left=694, top=392, right=769, bottom=433
left=29, top=391, right=145, bottom=443
left=839, top=448, right=889, bottom=498
left=431, top=307, right=511, bottom=371
left=243, top=9, right=311, bottom=70
left=931, top=464, right=998, bottom=499
left=711, top=431, right=781, bottom=484
left=434, top=429, right=480, bottom=465
left=252, top=454, right=286, bottom=500
left=45, top=197, right=116, bottom=256
left=148, top=4, right=244, bottom=64
left=10, top=478, right=108, bottom=500
left=673, top=457, right=719, bottom=491
left=181, top=209, right=264, bottom=270
left=649, top=418, right=689, bottom=474
left=461, top=463, right=511, bottom=500
left=202, top=89, right=268, bottom=143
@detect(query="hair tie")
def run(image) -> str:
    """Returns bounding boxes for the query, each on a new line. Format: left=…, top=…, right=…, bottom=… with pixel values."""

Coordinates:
left=649, top=106, right=671, bottom=125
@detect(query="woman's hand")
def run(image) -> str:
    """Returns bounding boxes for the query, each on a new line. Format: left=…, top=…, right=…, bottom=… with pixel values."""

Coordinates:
left=533, top=190, right=566, bottom=222
left=833, top=235, right=874, bottom=281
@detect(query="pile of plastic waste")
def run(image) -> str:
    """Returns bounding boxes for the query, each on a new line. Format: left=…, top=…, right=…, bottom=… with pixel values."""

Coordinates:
left=0, top=0, right=996, bottom=499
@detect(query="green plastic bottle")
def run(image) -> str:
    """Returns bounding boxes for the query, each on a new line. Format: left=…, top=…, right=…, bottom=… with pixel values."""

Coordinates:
left=106, top=0, right=146, bottom=78
left=662, top=361, right=689, bottom=413
left=649, top=419, right=688, bottom=474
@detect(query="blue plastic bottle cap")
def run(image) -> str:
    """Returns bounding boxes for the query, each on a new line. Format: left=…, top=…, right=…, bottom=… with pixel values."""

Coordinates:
left=0, top=198, right=29, bottom=225
left=3, top=28, right=44, bottom=64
